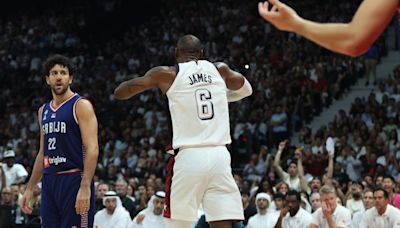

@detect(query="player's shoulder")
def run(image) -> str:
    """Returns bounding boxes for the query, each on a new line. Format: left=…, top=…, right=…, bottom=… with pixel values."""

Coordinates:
left=75, top=97, right=95, bottom=113
left=337, top=204, right=352, bottom=215
left=312, top=207, right=323, bottom=216
left=148, top=66, right=175, bottom=75
left=214, top=61, right=229, bottom=70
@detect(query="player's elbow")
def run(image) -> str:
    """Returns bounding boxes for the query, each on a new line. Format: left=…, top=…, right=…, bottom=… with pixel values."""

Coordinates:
left=343, top=44, right=369, bottom=57
left=113, top=85, right=129, bottom=100
left=342, top=36, right=371, bottom=57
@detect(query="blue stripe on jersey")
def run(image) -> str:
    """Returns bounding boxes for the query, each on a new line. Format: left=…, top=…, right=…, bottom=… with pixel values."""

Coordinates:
left=41, top=93, right=84, bottom=174
left=212, top=62, right=219, bottom=70
left=175, top=63, right=180, bottom=75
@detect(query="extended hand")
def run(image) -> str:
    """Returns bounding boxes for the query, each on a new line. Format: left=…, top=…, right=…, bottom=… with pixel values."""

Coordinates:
left=20, top=189, right=34, bottom=214
left=321, top=201, right=332, bottom=219
left=258, top=0, right=301, bottom=32
left=75, top=185, right=91, bottom=215
left=136, top=214, right=145, bottom=224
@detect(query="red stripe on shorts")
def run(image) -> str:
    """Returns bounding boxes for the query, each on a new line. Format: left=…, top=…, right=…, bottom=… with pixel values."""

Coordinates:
left=163, top=155, right=176, bottom=218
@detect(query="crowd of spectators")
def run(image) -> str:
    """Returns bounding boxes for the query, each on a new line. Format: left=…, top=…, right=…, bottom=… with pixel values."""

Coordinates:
left=0, top=0, right=397, bottom=227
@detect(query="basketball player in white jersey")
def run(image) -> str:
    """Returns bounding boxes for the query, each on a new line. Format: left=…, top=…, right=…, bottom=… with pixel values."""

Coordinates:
left=258, top=0, right=399, bottom=57
left=114, top=34, right=252, bottom=228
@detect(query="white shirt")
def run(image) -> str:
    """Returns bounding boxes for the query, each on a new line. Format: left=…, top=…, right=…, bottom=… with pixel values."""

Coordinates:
left=351, top=210, right=365, bottom=228
left=94, top=194, right=132, bottom=228
left=166, top=60, right=231, bottom=149
left=282, top=207, right=313, bottom=228
left=282, top=172, right=301, bottom=192
left=346, top=198, right=364, bottom=215
left=359, top=205, right=400, bottom=228
left=131, top=209, right=166, bottom=228
left=311, top=204, right=351, bottom=228
left=94, top=208, right=132, bottom=228
left=246, top=211, right=280, bottom=228
left=2, top=163, right=28, bottom=186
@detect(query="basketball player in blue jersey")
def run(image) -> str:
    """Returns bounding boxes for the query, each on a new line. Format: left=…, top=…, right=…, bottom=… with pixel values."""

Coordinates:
left=258, top=0, right=400, bottom=57
left=20, top=54, right=99, bottom=228
left=114, top=34, right=252, bottom=228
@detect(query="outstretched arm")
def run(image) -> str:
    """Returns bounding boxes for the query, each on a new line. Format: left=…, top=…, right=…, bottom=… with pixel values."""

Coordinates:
left=273, top=140, right=287, bottom=179
left=114, top=66, right=171, bottom=100
left=326, top=154, right=334, bottom=180
left=258, top=0, right=398, bottom=56
left=296, top=149, right=310, bottom=193
left=216, top=62, right=253, bottom=102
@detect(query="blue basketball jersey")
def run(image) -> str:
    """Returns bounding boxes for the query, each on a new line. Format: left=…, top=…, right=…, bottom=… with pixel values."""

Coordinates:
left=41, top=93, right=84, bottom=174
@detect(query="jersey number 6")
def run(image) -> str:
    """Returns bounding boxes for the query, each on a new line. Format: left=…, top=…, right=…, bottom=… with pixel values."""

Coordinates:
left=195, top=89, right=214, bottom=120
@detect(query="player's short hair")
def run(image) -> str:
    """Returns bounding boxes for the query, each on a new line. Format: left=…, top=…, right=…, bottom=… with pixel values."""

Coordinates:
left=319, top=185, right=336, bottom=196
left=42, top=54, right=77, bottom=77
left=362, top=188, right=373, bottom=196
left=383, top=175, right=395, bottom=183
left=286, top=190, right=301, bottom=201
left=373, top=187, right=389, bottom=199
left=274, top=192, right=285, bottom=200
left=176, top=34, right=202, bottom=54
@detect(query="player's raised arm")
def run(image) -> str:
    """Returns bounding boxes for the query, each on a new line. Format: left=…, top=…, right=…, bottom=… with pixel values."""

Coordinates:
left=113, top=66, right=173, bottom=100
left=216, top=62, right=252, bottom=102
left=20, top=106, right=45, bottom=214
left=258, top=0, right=398, bottom=57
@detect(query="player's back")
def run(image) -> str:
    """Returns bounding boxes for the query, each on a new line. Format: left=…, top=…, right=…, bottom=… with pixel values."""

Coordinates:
left=166, top=60, right=231, bottom=149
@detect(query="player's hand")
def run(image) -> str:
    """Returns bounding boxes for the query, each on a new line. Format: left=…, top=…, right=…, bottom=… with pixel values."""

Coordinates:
left=278, top=140, right=287, bottom=152
left=321, top=201, right=332, bottom=218
left=75, top=185, right=91, bottom=215
left=136, top=214, right=145, bottom=224
left=258, top=0, right=301, bottom=32
left=280, top=206, right=289, bottom=218
left=20, top=189, right=34, bottom=214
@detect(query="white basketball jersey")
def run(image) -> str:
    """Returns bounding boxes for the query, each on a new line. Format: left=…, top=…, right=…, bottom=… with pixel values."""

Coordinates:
left=166, top=60, right=232, bottom=149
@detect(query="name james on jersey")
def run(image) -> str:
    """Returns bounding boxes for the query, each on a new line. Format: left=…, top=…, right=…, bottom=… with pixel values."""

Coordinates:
left=188, top=73, right=212, bottom=85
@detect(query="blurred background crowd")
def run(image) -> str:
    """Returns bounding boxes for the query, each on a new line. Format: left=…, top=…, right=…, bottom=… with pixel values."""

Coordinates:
left=0, top=0, right=399, bottom=227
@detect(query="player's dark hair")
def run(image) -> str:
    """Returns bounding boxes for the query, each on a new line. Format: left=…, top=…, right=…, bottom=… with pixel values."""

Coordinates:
left=42, top=54, right=77, bottom=77
left=286, top=190, right=301, bottom=201
left=383, top=175, right=395, bottom=183
left=373, top=187, right=389, bottom=199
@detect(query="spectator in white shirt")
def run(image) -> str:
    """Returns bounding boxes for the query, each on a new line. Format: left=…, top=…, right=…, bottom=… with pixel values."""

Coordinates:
left=345, top=182, right=364, bottom=215
left=275, top=190, right=313, bottom=228
left=94, top=191, right=132, bottom=228
left=359, top=188, right=400, bottom=228
left=310, top=192, right=321, bottom=213
left=310, top=185, right=352, bottom=228
left=246, top=192, right=280, bottom=228
left=1, top=150, right=28, bottom=186
left=352, top=189, right=374, bottom=228
left=132, top=191, right=166, bottom=228
left=273, top=141, right=301, bottom=192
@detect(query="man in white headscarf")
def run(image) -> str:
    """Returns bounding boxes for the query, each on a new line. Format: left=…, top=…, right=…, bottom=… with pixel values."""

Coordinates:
left=94, top=191, right=132, bottom=228
left=132, top=191, right=166, bottom=228
left=246, top=192, right=280, bottom=228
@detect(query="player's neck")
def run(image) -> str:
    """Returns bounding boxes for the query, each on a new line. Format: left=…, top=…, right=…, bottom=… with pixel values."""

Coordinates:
left=377, top=205, right=387, bottom=215
left=52, top=90, right=74, bottom=106
left=259, top=208, right=267, bottom=215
